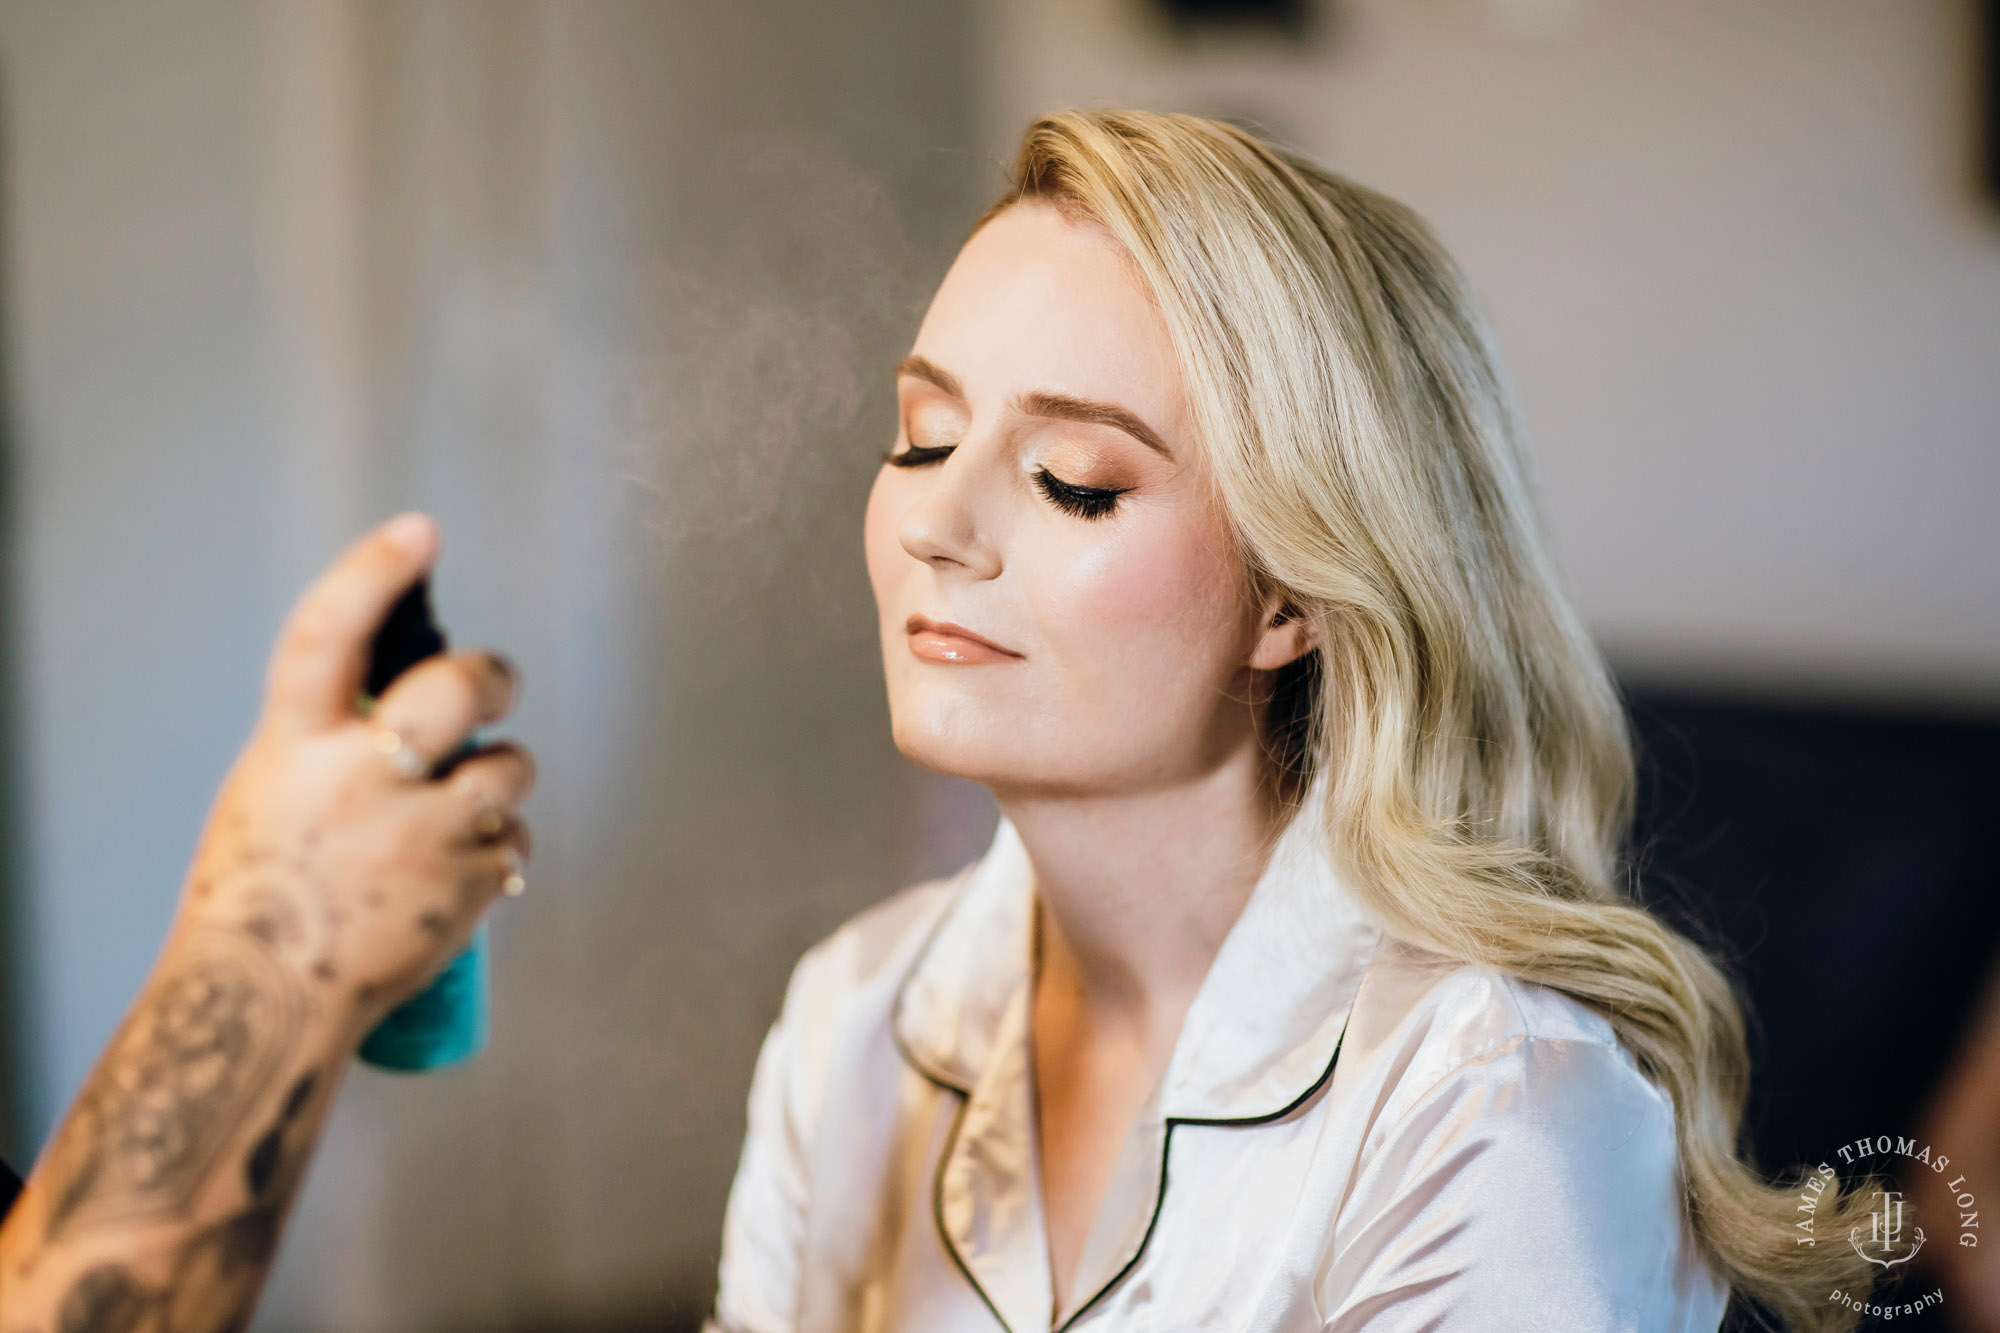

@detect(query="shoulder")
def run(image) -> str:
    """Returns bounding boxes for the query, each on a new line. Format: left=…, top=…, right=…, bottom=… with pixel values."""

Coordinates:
left=715, top=874, right=965, bottom=1330
left=1347, top=938, right=1664, bottom=1136
left=778, top=873, right=960, bottom=1024
left=1338, top=941, right=1691, bottom=1214
left=756, top=871, right=964, bottom=1111
left=1321, top=945, right=1726, bottom=1328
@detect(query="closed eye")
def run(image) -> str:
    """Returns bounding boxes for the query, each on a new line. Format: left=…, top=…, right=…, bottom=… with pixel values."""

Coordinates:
left=883, top=443, right=955, bottom=468
left=1034, top=468, right=1128, bottom=520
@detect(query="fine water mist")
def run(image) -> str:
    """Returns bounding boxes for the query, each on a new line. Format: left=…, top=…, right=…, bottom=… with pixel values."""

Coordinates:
left=622, top=130, right=949, bottom=623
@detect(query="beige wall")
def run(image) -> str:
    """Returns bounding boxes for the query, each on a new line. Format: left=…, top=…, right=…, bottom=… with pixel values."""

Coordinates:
left=981, top=0, right=2000, bottom=708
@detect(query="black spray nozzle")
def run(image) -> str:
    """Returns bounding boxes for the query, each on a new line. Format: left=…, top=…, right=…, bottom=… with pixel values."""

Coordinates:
left=364, top=576, right=448, bottom=700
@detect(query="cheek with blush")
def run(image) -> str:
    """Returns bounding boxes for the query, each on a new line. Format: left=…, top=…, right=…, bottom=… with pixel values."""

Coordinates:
left=1026, top=508, right=1255, bottom=705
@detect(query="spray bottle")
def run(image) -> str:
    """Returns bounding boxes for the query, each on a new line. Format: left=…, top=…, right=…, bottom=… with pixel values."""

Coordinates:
left=354, top=576, right=490, bottom=1072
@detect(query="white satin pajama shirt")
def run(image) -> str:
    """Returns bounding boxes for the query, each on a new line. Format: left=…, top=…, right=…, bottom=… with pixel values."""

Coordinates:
left=709, top=811, right=1728, bottom=1332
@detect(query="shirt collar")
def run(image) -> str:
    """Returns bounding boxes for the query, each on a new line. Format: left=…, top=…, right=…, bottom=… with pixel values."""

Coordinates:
left=892, top=801, right=1382, bottom=1122
left=893, top=804, right=1382, bottom=1328
left=891, top=816, right=1038, bottom=1096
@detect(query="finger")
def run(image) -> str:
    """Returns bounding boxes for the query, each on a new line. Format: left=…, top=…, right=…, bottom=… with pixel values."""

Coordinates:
left=464, top=809, right=532, bottom=856
left=455, top=841, right=530, bottom=914
left=369, top=654, right=519, bottom=777
left=394, top=743, right=531, bottom=863
left=266, top=514, right=441, bottom=732
left=442, top=741, right=537, bottom=809
left=493, top=842, right=529, bottom=899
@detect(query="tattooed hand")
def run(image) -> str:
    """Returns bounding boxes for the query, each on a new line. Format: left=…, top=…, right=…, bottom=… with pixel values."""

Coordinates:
left=0, top=514, right=536, bottom=1333
left=187, top=511, right=533, bottom=1035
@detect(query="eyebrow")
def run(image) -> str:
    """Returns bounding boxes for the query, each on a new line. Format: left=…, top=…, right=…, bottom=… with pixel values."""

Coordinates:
left=894, top=354, right=1173, bottom=460
left=1015, top=390, right=1172, bottom=460
left=895, top=354, right=963, bottom=398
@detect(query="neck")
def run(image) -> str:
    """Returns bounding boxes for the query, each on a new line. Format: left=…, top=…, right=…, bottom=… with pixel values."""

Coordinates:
left=996, top=747, right=1287, bottom=1053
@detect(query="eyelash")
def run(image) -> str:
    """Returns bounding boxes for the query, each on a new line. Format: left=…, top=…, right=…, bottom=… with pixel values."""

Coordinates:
left=1033, top=467, right=1128, bottom=520
left=883, top=444, right=954, bottom=468
left=881, top=444, right=1130, bottom=520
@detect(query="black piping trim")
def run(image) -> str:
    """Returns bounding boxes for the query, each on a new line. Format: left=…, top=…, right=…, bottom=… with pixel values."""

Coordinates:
left=888, top=871, right=999, bottom=1325
left=901, top=1016, right=1350, bottom=1332
left=885, top=851, right=1354, bottom=1330
left=926, top=1068, right=1019, bottom=1332
left=1052, top=1019, right=1348, bottom=1330
left=888, top=862, right=986, bottom=1094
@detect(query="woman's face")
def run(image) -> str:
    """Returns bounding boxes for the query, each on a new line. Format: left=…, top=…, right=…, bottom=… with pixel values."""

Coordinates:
left=864, top=201, right=1307, bottom=798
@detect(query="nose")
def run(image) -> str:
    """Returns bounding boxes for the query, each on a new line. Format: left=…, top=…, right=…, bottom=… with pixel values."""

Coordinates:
left=897, top=451, right=1003, bottom=580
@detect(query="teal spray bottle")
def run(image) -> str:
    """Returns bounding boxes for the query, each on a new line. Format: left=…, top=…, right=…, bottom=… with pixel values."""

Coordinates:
left=355, top=577, right=489, bottom=1071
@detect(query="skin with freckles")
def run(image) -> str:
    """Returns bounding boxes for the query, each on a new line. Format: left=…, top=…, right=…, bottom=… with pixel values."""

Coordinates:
left=863, top=201, right=1315, bottom=1312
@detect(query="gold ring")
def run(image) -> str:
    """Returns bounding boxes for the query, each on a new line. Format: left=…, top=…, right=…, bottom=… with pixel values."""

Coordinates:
left=473, top=808, right=510, bottom=843
left=370, top=724, right=430, bottom=780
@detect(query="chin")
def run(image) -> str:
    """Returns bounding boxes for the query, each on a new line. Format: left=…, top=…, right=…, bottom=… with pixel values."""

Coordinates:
left=889, top=713, right=1005, bottom=785
left=886, top=699, right=1055, bottom=790
left=887, top=711, right=1140, bottom=799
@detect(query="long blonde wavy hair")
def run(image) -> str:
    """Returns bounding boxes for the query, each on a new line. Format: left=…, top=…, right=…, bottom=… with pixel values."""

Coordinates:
left=993, top=109, right=1876, bottom=1329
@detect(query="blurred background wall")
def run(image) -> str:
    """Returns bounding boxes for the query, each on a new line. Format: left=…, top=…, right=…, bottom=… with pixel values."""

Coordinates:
left=984, top=0, right=2000, bottom=704
left=0, top=1, right=1990, bottom=1330
left=0, top=1, right=985, bottom=1328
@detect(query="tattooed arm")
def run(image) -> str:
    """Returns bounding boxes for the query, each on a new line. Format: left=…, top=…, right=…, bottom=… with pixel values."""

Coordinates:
left=0, top=514, right=535, bottom=1333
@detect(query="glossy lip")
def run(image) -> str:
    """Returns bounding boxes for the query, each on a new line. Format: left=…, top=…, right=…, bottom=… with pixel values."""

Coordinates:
left=905, top=614, right=1024, bottom=665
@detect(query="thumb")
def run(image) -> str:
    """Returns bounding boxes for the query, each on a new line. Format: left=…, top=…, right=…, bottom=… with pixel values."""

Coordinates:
left=264, top=514, right=440, bottom=733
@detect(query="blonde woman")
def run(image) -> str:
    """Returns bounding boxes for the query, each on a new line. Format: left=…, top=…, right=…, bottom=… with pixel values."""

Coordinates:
left=711, top=111, right=1872, bottom=1332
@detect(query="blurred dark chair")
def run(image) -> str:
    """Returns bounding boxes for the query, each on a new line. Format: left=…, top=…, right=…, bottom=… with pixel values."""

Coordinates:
left=1626, top=688, right=2000, bottom=1332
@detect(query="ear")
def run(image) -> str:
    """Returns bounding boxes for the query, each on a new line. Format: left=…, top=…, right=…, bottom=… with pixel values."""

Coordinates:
left=1248, top=597, right=1316, bottom=672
